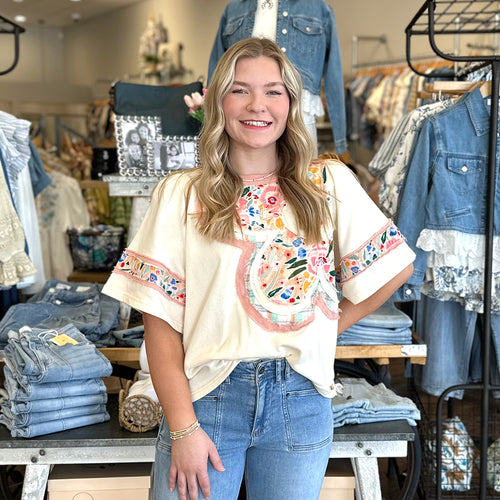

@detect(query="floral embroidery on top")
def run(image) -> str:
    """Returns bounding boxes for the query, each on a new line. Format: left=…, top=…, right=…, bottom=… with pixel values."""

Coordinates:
left=237, top=183, right=286, bottom=232
left=257, top=229, right=335, bottom=307
left=230, top=162, right=340, bottom=331
left=113, top=249, right=186, bottom=306
left=338, top=220, right=405, bottom=283
left=307, top=161, right=328, bottom=186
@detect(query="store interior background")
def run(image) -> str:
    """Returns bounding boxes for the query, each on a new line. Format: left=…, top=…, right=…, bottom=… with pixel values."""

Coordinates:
left=0, top=0, right=485, bottom=157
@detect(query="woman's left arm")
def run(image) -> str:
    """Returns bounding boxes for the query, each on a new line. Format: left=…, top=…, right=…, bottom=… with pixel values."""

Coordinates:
left=337, top=263, right=413, bottom=335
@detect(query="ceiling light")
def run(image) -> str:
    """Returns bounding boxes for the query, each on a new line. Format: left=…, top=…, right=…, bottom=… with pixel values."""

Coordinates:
left=14, top=15, right=26, bottom=23
left=12, top=0, right=24, bottom=3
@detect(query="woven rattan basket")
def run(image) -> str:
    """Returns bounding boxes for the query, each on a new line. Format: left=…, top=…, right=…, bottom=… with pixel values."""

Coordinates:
left=118, top=376, right=162, bottom=433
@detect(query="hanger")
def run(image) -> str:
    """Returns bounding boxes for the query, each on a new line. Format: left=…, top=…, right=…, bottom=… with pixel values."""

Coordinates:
left=479, top=80, right=492, bottom=97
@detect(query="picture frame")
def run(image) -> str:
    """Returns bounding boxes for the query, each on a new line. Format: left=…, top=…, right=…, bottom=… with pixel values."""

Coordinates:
left=150, top=135, right=199, bottom=175
left=115, top=115, right=161, bottom=176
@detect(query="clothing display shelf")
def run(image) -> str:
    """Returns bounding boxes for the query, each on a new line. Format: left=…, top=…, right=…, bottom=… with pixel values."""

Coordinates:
left=0, top=393, right=419, bottom=500
left=0, top=16, right=25, bottom=76
left=405, top=1, right=500, bottom=498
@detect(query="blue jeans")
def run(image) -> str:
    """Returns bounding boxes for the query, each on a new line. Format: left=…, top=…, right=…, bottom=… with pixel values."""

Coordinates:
left=356, top=300, right=413, bottom=328
left=338, top=325, right=412, bottom=345
left=0, top=279, right=120, bottom=346
left=414, top=295, right=500, bottom=399
left=3, top=366, right=107, bottom=401
left=7, top=392, right=108, bottom=414
left=152, top=359, right=333, bottom=500
left=8, top=411, right=110, bottom=438
left=1, top=402, right=107, bottom=426
left=3, top=324, right=112, bottom=385
left=95, top=325, right=145, bottom=348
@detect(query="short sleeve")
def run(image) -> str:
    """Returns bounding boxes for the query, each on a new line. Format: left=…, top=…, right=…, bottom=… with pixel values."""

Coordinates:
left=102, top=173, right=188, bottom=331
left=325, top=160, right=415, bottom=304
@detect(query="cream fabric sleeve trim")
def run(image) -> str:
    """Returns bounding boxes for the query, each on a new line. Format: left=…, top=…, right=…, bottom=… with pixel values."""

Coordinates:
left=341, top=243, right=415, bottom=304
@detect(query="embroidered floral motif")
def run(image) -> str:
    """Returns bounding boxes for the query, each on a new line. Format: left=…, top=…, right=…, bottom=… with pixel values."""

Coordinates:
left=257, top=229, right=336, bottom=307
left=307, top=161, right=327, bottom=186
left=339, top=222, right=405, bottom=283
left=235, top=237, right=339, bottom=331
left=114, top=250, right=186, bottom=305
left=231, top=162, right=340, bottom=330
left=237, top=183, right=285, bottom=231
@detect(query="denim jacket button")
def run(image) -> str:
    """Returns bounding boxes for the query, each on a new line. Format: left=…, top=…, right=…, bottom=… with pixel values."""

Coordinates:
left=282, top=28, right=287, bottom=34
left=306, top=26, right=311, bottom=32
left=461, top=165, right=468, bottom=172
left=282, top=11, right=288, bottom=16
left=405, top=289, right=413, bottom=296
left=281, top=47, right=286, bottom=52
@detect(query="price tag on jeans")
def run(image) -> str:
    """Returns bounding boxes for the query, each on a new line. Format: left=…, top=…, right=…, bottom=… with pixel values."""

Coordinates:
left=50, top=334, right=79, bottom=346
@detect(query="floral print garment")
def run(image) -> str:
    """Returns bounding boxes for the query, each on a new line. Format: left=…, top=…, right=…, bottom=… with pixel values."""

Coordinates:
left=232, top=168, right=339, bottom=330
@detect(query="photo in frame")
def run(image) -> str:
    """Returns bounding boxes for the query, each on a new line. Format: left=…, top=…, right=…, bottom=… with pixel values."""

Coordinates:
left=150, top=136, right=199, bottom=174
left=115, top=115, right=161, bottom=175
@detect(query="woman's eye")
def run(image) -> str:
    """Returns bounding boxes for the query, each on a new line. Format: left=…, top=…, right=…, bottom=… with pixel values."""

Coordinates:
left=267, top=90, right=283, bottom=96
left=232, top=88, right=247, bottom=94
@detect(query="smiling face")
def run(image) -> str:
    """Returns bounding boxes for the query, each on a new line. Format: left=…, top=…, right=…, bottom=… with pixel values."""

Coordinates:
left=222, top=56, right=290, bottom=157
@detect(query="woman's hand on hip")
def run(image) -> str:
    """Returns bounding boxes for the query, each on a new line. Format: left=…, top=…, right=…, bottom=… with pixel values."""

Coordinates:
left=169, top=427, right=225, bottom=500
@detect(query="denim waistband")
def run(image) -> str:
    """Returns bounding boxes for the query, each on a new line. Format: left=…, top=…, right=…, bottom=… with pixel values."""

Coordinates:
left=231, top=358, right=291, bottom=382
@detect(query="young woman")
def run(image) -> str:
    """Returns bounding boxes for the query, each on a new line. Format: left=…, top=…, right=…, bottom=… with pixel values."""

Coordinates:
left=103, top=37, right=415, bottom=500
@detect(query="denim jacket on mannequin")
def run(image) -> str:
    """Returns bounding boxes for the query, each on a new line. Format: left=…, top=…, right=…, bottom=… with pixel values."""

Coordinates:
left=394, top=88, right=499, bottom=302
left=207, top=0, right=347, bottom=154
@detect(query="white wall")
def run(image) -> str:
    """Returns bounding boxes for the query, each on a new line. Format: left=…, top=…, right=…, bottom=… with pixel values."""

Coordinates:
left=63, top=0, right=229, bottom=98
left=0, top=0, right=494, bottom=110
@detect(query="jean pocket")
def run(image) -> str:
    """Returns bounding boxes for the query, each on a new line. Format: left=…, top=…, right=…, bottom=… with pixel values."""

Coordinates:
left=446, top=155, right=485, bottom=195
left=284, top=378, right=333, bottom=451
left=193, top=383, right=227, bottom=448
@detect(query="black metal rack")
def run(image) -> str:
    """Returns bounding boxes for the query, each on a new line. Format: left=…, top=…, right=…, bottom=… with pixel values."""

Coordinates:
left=405, top=1, right=500, bottom=499
left=0, top=15, right=25, bottom=76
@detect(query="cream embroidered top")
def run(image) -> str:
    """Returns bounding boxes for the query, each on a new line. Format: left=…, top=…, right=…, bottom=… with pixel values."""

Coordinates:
left=102, top=159, right=415, bottom=401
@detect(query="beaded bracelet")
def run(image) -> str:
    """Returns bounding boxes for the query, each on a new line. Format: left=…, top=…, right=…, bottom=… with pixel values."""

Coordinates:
left=169, top=419, right=201, bottom=440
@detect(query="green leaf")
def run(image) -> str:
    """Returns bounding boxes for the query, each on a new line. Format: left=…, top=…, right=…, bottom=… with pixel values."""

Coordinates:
left=268, top=287, right=283, bottom=298
left=287, top=259, right=307, bottom=269
left=289, top=267, right=306, bottom=279
left=285, top=257, right=297, bottom=265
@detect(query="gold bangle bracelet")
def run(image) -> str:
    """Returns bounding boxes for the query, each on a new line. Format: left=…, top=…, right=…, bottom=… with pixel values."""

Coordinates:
left=169, top=420, right=201, bottom=440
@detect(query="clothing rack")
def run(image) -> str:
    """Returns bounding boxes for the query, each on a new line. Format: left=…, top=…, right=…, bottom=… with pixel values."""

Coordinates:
left=352, top=52, right=447, bottom=71
left=0, top=15, right=25, bottom=76
left=406, top=1, right=500, bottom=498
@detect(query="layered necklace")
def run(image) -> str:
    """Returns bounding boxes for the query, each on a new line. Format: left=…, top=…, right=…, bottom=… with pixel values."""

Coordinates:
left=261, top=0, right=273, bottom=9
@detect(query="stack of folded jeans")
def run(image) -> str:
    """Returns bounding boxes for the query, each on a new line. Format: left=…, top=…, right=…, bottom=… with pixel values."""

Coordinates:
left=332, top=377, right=420, bottom=428
left=338, top=299, right=413, bottom=345
left=0, top=323, right=112, bottom=438
left=0, top=278, right=121, bottom=348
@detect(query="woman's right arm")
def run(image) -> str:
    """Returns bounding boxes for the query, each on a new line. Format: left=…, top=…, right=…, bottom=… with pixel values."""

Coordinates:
left=143, top=313, right=224, bottom=500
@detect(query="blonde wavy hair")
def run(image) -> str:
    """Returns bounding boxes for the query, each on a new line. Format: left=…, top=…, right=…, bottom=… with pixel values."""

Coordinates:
left=186, top=37, right=331, bottom=243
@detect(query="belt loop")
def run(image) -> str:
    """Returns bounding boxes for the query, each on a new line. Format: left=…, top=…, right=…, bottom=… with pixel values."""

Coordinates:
left=285, top=359, right=290, bottom=380
left=275, top=359, right=282, bottom=383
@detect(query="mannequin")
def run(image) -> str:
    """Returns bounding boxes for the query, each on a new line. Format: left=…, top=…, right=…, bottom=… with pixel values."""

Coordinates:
left=208, top=0, right=347, bottom=156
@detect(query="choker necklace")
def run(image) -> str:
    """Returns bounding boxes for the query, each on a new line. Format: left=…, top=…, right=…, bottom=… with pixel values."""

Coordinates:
left=240, top=171, right=276, bottom=182
left=261, top=0, right=273, bottom=9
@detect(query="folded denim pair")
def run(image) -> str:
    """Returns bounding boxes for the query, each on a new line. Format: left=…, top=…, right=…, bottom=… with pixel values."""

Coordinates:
left=0, top=324, right=112, bottom=438
left=3, top=324, right=112, bottom=385
left=332, top=378, right=420, bottom=428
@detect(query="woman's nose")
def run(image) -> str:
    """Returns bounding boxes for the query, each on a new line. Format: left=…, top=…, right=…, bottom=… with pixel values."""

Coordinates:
left=246, top=94, right=266, bottom=112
